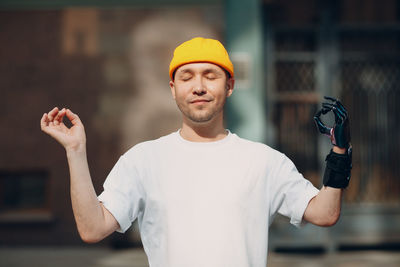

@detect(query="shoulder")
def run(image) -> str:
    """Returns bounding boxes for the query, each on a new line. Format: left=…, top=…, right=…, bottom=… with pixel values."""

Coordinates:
left=122, top=131, right=178, bottom=159
left=231, top=133, right=285, bottom=161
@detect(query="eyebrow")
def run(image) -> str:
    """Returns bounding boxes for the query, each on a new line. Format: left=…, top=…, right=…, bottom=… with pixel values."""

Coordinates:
left=203, top=68, right=221, bottom=75
left=178, top=69, right=193, bottom=75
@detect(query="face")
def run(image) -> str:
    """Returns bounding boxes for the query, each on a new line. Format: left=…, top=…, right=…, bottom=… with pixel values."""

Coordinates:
left=169, top=62, right=234, bottom=124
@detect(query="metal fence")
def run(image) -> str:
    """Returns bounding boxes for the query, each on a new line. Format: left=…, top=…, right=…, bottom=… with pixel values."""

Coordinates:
left=340, top=30, right=400, bottom=203
left=268, top=27, right=400, bottom=205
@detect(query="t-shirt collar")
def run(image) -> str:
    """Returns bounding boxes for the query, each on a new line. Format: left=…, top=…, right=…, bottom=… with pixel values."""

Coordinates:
left=175, top=129, right=233, bottom=148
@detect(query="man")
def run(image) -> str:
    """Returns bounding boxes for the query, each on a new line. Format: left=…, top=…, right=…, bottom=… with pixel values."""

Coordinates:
left=40, top=37, right=352, bottom=266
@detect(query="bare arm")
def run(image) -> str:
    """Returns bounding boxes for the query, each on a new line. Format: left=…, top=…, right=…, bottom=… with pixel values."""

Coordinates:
left=41, top=107, right=119, bottom=243
left=303, top=146, right=345, bottom=226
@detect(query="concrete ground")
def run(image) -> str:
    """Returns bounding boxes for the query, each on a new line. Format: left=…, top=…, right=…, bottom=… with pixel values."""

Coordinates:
left=1, top=247, right=400, bottom=267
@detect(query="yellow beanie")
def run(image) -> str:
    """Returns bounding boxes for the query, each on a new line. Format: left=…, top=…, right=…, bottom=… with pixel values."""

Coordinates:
left=169, top=37, right=234, bottom=80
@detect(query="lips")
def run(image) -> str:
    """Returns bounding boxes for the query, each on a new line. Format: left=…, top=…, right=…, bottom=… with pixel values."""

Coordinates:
left=190, top=99, right=211, bottom=104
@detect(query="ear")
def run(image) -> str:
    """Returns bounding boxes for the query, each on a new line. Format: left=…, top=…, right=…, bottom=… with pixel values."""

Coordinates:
left=169, top=80, right=176, bottom=100
left=226, top=77, right=235, bottom=98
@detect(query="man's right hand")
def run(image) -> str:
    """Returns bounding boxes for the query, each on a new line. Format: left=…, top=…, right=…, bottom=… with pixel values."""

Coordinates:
left=40, top=107, right=86, bottom=153
left=40, top=107, right=119, bottom=242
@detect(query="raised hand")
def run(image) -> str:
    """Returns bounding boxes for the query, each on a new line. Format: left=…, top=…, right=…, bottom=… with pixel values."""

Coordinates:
left=40, top=107, right=86, bottom=153
left=314, top=96, right=351, bottom=149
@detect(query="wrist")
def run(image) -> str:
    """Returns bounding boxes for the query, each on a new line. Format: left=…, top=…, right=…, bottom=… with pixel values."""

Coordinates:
left=66, top=144, right=87, bottom=158
left=323, top=149, right=352, bottom=188
left=332, top=146, right=346, bottom=154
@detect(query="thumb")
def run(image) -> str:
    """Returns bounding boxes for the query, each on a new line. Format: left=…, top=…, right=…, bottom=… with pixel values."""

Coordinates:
left=314, top=116, right=331, bottom=136
left=65, top=109, right=83, bottom=126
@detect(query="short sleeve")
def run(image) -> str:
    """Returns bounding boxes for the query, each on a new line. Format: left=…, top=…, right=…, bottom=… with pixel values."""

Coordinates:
left=269, top=153, right=319, bottom=228
left=98, top=154, right=145, bottom=233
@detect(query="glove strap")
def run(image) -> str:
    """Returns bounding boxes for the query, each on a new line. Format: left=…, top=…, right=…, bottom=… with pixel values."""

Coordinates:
left=323, top=148, right=352, bottom=188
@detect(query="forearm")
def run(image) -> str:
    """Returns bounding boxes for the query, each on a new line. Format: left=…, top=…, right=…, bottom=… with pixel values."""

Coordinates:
left=66, top=148, right=107, bottom=242
left=304, top=146, right=345, bottom=226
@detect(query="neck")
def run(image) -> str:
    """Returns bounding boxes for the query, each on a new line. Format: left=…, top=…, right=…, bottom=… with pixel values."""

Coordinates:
left=180, top=116, right=227, bottom=142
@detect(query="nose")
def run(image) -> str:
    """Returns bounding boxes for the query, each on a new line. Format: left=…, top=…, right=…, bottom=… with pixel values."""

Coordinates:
left=192, top=77, right=206, bottom=96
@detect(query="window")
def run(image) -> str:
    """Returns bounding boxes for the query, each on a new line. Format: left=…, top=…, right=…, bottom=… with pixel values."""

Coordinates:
left=0, top=170, right=52, bottom=223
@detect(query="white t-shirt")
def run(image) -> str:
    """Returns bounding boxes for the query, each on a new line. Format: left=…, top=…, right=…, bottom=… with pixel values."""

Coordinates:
left=98, top=130, right=319, bottom=267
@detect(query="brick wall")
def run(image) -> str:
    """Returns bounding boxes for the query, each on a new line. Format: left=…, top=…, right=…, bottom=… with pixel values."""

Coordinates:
left=0, top=7, right=223, bottom=246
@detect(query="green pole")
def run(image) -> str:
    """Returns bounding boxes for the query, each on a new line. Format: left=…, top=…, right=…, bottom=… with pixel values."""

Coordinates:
left=225, top=0, right=266, bottom=142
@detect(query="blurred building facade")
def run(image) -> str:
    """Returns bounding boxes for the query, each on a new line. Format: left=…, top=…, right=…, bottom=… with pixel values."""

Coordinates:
left=0, top=0, right=399, bottom=251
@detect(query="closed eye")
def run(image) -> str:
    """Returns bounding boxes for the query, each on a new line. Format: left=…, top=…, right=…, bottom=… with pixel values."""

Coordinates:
left=180, top=75, right=192, bottom=81
left=205, top=73, right=218, bottom=80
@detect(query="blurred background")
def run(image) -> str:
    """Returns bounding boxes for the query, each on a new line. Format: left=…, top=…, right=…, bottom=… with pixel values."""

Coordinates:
left=0, top=0, right=399, bottom=266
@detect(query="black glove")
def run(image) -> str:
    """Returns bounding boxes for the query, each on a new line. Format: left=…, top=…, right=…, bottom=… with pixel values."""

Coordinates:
left=314, top=96, right=351, bottom=149
left=314, top=96, right=352, bottom=188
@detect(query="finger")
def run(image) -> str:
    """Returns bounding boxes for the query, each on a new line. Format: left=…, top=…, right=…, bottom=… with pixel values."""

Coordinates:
left=334, top=104, right=347, bottom=120
left=323, top=102, right=345, bottom=116
left=40, top=113, right=49, bottom=130
left=326, top=101, right=347, bottom=120
left=324, top=96, right=337, bottom=102
left=53, top=108, right=66, bottom=125
left=322, top=103, right=342, bottom=123
left=47, top=107, right=59, bottom=121
left=315, top=106, right=331, bottom=116
left=323, top=96, right=349, bottom=118
left=331, top=106, right=347, bottom=125
left=335, top=100, right=348, bottom=117
left=314, top=116, right=331, bottom=135
left=314, top=109, right=323, bottom=118
left=65, top=109, right=82, bottom=126
left=40, top=113, right=58, bottom=135
left=314, top=107, right=331, bottom=134
left=322, top=103, right=334, bottom=110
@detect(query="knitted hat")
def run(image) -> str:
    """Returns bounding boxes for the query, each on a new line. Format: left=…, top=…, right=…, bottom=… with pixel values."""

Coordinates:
left=169, top=37, right=234, bottom=80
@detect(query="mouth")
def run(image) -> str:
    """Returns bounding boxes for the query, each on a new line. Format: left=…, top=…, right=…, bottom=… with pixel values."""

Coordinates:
left=190, top=99, right=211, bottom=104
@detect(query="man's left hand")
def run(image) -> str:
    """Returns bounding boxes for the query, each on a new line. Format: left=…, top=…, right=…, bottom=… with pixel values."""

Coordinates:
left=314, top=96, right=351, bottom=149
